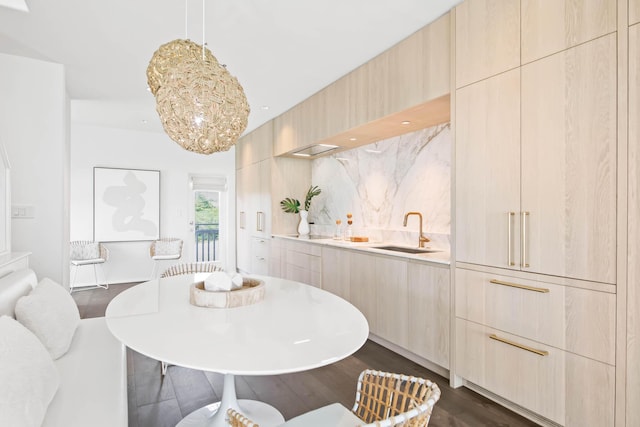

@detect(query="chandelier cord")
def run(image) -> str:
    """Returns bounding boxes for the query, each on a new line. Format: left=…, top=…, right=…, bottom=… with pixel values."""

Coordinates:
left=201, top=0, right=206, bottom=60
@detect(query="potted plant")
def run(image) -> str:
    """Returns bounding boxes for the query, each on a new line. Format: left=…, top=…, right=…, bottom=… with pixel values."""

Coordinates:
left=280, top=185, right=321, bottom=236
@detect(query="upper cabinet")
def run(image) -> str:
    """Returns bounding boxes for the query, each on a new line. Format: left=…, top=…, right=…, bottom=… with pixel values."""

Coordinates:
left=455, top=0, right=520, bottom=88
left=520, top=34, right=617, bottom=284
left=520, top=0, right=616, bottom=64
left=273, top=13, right=451, bottom=157
left=455, top=0, right=617, bottom=285
left=236, top=121, right=273, bottom=170
left=633, top=0, right=640, bottom=25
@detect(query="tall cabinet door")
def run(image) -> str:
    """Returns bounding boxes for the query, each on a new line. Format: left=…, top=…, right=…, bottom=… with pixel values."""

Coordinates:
left=521, top=34, right=617, bottom=284
left=236, top=166, right=251, bottom=273
left=455, top=69, right=521, bottom=269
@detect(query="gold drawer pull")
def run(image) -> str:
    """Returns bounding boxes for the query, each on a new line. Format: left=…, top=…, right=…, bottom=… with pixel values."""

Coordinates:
left=489, top=334, right=549, bottom=356
left=489, top=279, right=549, bottom=293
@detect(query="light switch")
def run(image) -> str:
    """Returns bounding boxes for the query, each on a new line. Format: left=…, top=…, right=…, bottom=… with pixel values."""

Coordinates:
left=11, top=205, right=35, bottom=218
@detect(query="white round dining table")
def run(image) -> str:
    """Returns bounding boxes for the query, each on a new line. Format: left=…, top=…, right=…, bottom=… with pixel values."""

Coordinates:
left=105, top=274, right=369, bottom=427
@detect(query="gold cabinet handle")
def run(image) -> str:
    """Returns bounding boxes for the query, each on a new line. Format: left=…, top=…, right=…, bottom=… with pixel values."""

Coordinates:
left=521, top=211, right=530, bottom=268
left=256, top=211, right=264, bottom=232
left=489, top=279, right=549, bottom=293
left=507, top=212, right=515, bottom=266
left=489, top=334, right=549, bottom=356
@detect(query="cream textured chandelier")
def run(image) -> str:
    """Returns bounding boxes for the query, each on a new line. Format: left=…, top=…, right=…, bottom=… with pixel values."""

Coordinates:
left=146, top=3, right=250, bottom=154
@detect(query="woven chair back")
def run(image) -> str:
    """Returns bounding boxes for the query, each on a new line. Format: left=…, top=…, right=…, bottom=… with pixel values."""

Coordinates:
left=226, top=408, right=259, bottom=427
left=352, top=369, right=441, bottom=427
left=70, top=241, right=108, bottom=261
left=160, top=262, right=223, bottom=278
left=149, top=238, right=183, bottom=257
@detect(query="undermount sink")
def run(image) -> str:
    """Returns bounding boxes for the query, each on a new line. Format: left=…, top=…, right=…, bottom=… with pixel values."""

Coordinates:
left=372, top=245, right=441, bottom=254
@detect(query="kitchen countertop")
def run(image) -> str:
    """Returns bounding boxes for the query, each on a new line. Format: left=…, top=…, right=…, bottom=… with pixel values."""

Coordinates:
left=272, top=234, right=450, bottom=266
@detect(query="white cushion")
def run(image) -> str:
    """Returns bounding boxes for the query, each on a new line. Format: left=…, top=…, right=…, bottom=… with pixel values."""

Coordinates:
left=43, top=317, right=128, bottom=427
left=15, top=278, right=80, bottom=359
left=0, top=269, right=38, bottom=317
left=70, top=242, right=100, bottom=260
left=0, top=315, right=60, bottom=427
left=282, top=403, right=363, bottom=427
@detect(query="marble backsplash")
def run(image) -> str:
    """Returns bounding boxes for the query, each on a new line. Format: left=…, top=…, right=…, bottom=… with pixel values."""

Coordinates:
left=308, top=122, right=451, bottom=250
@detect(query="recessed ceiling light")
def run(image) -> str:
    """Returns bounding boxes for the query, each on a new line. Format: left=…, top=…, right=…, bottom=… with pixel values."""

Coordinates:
left=261, top=105, right=270, bottom=110
left=349, top=137, right=357, bottom=141
left=141, top=119, right=148, bottom=124
left=401, top=121, right=411, bottom=125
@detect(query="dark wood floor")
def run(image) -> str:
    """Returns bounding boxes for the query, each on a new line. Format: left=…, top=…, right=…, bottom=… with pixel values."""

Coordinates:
left=73, top=283, right=539, bottom=427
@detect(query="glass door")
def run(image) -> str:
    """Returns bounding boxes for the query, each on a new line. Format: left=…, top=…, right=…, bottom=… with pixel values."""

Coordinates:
left=193, top=190, right=220, bottom=262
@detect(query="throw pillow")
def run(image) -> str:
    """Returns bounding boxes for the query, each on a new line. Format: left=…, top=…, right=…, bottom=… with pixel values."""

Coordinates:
left=0, top=315, right=59, bottom=427
left=70, top=242, right=101, bottom=260
left=155, top=239, right=182, bottom=256
left=15, top=277, right=81, bottom=359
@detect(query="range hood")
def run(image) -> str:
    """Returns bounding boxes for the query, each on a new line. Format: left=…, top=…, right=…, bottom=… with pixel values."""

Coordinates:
left=292, top=144, right=340, bottom=158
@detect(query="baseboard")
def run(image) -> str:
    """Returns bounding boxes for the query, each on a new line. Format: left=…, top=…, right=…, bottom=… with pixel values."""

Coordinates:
left=367, top=333, right=450, bottom=379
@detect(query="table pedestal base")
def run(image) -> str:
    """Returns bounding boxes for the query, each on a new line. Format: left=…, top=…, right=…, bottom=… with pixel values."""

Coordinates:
left=177, top=400, right=284, bottom=427
left=176, top=374, right=285, bottom=427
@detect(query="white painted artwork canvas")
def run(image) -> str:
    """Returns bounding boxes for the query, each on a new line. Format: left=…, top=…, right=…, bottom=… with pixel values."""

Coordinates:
left=93, top=167, right=160, bottom=242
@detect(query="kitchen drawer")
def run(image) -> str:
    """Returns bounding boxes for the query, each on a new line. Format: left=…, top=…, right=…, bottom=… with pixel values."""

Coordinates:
left=285, top=249, right=321, bottom=272
left=283, top=239, right=322, bottom=256
left=251, top=237, right=270, bottom=258
left=455, top=268, right=615, bottom=364
left=455, top=319, right=614, bottom=426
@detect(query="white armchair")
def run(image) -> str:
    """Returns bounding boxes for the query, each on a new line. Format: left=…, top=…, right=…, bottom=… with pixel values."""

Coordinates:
left=149, top=238, right=183, bottom=278
left=69, top=241, right=109, bottom=292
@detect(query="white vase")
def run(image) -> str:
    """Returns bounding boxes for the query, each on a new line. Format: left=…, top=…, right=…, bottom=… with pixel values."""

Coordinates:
left=297, top=210, right=310, bottom=236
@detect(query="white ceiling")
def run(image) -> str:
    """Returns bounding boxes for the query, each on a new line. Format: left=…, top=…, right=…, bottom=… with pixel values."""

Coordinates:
left=0, top=0, right=460, bottom=135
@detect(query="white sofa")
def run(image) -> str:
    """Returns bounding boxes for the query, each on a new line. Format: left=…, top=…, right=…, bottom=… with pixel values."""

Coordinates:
left=0, top=268, right=127, bottom=427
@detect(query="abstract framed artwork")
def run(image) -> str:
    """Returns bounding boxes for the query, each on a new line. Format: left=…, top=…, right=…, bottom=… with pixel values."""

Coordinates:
left=93, top=167, right=160, bottom=242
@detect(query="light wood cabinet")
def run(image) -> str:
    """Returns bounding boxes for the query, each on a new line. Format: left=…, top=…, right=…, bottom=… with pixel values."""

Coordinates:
left=520, top=0, right=616, bottom=64
left=454, top=0, right=520, bottom=88
left=407, top=262, right=450, bottom=369
left=320, top=247, right=450, bottom=370
left=521, top=34, right=617, bottom=284
left=236, top=166, right=251, bottom=273
left=626, top=21, right=640, bottom=426
left=250, top=237, right=269, bottom=275
left=280, top=239, right=321, bottom=288
left=236, top=122, right=311, bottom=274
left=273, top=13, right=450, bottom=156
left=456, top=268, right=615, bottom=365
left=455, top=318, right=615, bottom=426
left=455, top=69, right=521, bottom=270
left=374, top=256, right=409, bottom=347
left=456, top=36, right=617, bottom=285
left=321, top=246, right=351, bottom=301
left=349, top=251, right=379, bottom=334
left=631, top=0, right=640, bottom=26
left=454, top=3, right=619, bottom=424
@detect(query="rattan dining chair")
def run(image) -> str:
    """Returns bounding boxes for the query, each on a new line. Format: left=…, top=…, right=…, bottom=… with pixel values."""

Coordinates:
left=150, top=237, right=183, bottom=278
left=158, top=261, right=224, bottom=376
left=160, top=261, right=223, bottom=278
left=227, top=408, right=259, bottom=427
left=226, top=369, right=441, bottom=427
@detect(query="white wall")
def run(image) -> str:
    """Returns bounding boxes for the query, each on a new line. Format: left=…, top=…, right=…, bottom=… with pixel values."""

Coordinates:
left=70, top=123, right=236, bottom=285
left=0, top=53, right=68, bottom=283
